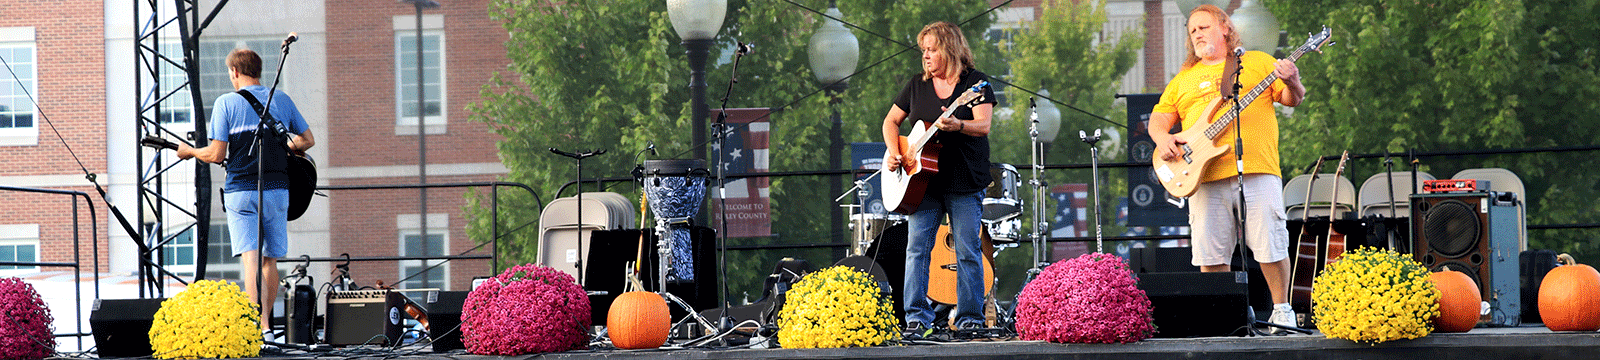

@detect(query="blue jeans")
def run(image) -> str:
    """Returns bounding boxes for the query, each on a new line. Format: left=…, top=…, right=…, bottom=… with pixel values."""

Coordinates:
left=903, top=189, right=985, bottom=328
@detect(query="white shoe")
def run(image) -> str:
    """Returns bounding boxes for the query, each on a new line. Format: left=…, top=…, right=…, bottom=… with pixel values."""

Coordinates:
left=1267, top=305, right=1296, bottom=334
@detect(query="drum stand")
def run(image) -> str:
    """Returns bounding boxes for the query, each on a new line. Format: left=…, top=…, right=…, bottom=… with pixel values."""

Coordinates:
left=834, top=171, right=881, bottom=256
left=652, top=216, right=717, bottom=338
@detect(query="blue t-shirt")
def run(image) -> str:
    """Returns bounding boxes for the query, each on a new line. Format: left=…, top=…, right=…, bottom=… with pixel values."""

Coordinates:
left=208, top=84, right=310, bottom=193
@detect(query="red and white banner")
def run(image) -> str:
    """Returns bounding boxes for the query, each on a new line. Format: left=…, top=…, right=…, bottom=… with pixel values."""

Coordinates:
left=709, top=108, right=772, bottom=238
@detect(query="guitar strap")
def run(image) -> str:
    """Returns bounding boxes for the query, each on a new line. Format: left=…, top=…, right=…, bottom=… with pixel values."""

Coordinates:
left=1219, top=51, right=1240, bottom=100
left=235, top=89, right=293, bottom=154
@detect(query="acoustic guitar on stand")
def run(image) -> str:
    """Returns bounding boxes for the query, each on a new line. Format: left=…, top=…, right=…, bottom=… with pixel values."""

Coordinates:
left=1151, top=27, right=1332, bottom=198
left=881, top=80, right=989, bottom=214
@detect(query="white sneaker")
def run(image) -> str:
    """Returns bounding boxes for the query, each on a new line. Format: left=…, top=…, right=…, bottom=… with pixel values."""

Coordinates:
left=1267, top=305, right=1296, bottom=334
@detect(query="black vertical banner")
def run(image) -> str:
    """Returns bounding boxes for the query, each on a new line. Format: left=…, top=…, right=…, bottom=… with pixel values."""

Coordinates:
left=1123, top=93, right=1189, bottom=226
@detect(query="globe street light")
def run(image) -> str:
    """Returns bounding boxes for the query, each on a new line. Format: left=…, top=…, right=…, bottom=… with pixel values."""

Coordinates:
left=1231, top=0, right=1281, bottom=54
left=667, top=0, right=728, bottom=161
left=808, top=0, right=858, bottom=249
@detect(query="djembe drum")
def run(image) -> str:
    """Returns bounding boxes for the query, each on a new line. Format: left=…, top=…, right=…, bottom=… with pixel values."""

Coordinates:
left=641, top=159, right=709, bottom=283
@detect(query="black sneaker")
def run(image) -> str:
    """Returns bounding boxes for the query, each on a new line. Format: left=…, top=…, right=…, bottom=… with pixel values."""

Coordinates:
left=951, top=322, right=992, bottom=340
left=902, top=321, right=934, bottom=340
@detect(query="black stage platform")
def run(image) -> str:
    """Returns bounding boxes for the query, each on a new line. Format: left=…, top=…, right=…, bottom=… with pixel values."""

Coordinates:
left=219, top=327, right=1598, bottom=360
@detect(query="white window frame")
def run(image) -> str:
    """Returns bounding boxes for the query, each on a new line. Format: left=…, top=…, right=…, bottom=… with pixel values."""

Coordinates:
left=397, top=213, right=449, bottom=290
left=0, top=224, right=40, bottom=275
left=393, top=14, right=447, bottom=135
left=0, top=27, right=38, bottom=146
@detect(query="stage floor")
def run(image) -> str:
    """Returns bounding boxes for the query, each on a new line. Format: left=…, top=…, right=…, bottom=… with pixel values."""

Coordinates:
left=216, top=326, right=1599, bottom=360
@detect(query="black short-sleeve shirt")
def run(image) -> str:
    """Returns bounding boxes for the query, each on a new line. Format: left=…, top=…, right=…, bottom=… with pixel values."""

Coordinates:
left=891, top=69, right=996, bottom=194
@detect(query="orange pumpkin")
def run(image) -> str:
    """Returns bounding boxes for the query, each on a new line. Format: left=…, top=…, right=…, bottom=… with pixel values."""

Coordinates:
left=1428, top=270, right=1480, bottom=333
left=607, top=291, right=671, bottom=349
left=1539, top=260, right=1600, bottom=331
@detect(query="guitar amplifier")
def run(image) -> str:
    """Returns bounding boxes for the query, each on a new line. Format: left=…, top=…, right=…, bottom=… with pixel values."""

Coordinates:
left=324, top=290, right=406, bottom=346
left=1424, top=179, right=1489, bottom=193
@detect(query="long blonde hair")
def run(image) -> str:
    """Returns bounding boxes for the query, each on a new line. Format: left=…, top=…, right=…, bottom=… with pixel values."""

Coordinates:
left=918, top=21, right=975, bottom=81
left=1182, top=4, right=1242, bottom=69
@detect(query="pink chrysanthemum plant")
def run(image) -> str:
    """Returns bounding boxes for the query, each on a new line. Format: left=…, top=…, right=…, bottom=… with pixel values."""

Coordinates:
left=460, top=263, right=591, bottom=355
left=1015, top=253, right=1155, bottom=343
left=0, top=278, right=54, bottom=360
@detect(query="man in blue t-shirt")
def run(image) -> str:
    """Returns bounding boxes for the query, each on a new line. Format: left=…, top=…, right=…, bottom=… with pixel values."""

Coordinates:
left=178, top=48, right=314, bottom=334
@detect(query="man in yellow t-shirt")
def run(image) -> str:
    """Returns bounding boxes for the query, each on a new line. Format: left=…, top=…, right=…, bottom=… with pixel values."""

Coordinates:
left=1148, top=4, right=1306, bottom=332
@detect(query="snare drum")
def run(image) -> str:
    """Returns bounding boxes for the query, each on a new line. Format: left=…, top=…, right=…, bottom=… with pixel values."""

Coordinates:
left=984, top=218, right=1022, bottom=243
left=641, top=159, right=709, bottom=282
left=849, top=213, right=905, bottom=244
left=982, top=163, right=1022, bottom=221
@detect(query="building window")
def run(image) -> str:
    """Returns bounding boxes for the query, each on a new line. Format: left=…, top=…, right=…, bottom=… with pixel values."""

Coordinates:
left=158, top=224, right=240, bottom=279
left=0, top=28, right=38, bottom=146
left=0, top=224, right=39, bottom=274
left=394, top=14, right=446, bottom=134
left=157, top=39, right=283, bottom=127
left=398, top=213, right=449, bottom=290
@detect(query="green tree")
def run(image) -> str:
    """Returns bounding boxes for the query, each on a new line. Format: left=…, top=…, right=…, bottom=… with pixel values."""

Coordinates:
left=988, top=0, right=1141, bottom=301
left=1264, top=0, right=1600, bottom=259
left=467, top=0, right=1002, bottom=301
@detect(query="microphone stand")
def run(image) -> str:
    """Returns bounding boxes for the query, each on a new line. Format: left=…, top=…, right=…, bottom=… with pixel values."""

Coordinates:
left=548, top=147, right=605, bottom=286
left=1079, top=129, right=1104, bottom=253
left=1225, top=51, right=1308, bottom=336
left=252, top=40, right=296, bottom=336
left=706, top=43, right=751, bottom=337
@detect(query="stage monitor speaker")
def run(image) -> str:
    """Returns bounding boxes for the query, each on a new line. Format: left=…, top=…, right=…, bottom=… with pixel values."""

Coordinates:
left=425, top=290, right=470, bottom=352
left=585, top=226, right=717, bottom=326
left=1411, top=191, right=1521, bottom=326
left=286, top=284, right=317, bottom=345
left=90, top=298, right=164, bottom=358
left=324, top=290, right=406, bottom=346
left=1138, top=271, right=1250, bottom=338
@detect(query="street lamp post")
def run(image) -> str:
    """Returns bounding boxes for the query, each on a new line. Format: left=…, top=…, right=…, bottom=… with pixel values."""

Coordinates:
left=402, top=0, right=438, bottom=288
left=808, top=0, right=858, bottom=251
left=667, top=0, right=728, bottom=162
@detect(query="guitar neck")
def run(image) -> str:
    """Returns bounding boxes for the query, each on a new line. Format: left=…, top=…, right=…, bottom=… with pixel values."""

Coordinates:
left=1201, top=48, right=1309, bottom=140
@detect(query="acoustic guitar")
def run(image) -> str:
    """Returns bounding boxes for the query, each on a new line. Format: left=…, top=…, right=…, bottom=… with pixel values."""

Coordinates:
left=927, top=224, right=995, bottom=305
left=1289, top=150, right=1349, bottom=319
left=1288, top=156, right=1326, bottom=314
left=1152, top=26, right=1332, bottom=198
left=881, top=80, right=990, bottom=214
left=142, top=135, right=318, bottom=221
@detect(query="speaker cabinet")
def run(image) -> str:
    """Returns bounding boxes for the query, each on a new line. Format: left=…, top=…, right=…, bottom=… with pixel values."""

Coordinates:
left=1411, top=192, right=1521, bottom=326
left=424, top=290, right=470, bottom=352
left=286, top=284, right=317, bottom=345
left=585, top=226, right=717, bottom=326
left=1137, top=272, right=1250, bottom=338
left=90, top=298, right=165, bottom=358
left=324, top=290, right=406, bottom=346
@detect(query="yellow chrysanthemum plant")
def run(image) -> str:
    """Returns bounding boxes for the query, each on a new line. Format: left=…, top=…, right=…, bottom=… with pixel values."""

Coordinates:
left=776, top=265, right=900, bottom=348
left=1311, top=247, right=1440, bottom=344
left=148, top=280, right=262, bottom=359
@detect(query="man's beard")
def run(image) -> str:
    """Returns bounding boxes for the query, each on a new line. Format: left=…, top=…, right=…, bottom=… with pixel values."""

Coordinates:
left=1195, top=42, right=1217, bottom=58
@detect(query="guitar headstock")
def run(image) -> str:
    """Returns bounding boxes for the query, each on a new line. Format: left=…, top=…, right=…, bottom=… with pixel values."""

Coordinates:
left=954, top=80, right=990, bottom=107
left=1301, top=25, right=1333, bottom=54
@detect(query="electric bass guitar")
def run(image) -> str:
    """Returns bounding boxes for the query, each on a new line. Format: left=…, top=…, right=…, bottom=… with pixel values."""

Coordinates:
left=1152, top=26, right=1332, bottom=198
left=142, top=135, right=318, bottom=221
left=881, top=80, right=989, bottom=214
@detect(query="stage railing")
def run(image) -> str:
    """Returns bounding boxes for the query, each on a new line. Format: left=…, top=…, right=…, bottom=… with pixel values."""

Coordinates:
left=0, top=185, right=97, bottom=350
left=314, top=181, right=540, bottom=277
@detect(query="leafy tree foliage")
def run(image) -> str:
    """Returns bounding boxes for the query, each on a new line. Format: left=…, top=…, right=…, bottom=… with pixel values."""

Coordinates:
left=1265, top=0, right=1600, bottom=258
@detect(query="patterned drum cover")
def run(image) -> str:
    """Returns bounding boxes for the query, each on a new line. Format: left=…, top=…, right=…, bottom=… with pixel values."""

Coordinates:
left=641, top=159, right=708, bottom=281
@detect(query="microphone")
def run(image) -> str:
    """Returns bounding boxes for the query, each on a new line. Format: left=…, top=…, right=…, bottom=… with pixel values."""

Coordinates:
left=282, top=32, right=298, bottom=48
left=1233, top=47, right=1245, bottom=57
left=736, top=42, right=755, bottom=56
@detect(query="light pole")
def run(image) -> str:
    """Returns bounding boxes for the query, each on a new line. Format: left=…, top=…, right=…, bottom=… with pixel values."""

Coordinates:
left=666, top=0, right=728, bottom=162
left=808, top=0, right=858, bottom=250
left=402, top=0, right=438, bottom=288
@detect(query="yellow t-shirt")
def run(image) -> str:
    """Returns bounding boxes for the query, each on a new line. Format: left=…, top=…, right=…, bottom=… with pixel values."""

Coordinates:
left=1152, top=51, right=1288, bottom=183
